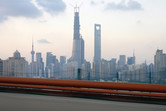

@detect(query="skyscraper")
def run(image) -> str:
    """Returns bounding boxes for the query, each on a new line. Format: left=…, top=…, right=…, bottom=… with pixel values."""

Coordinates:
left=60, top=56, right=66, bottom=78
left=92, top=24, right=101, bottom=80
left=154, top=49, right=166, bottom=81
left=36, top=52, right=44, bottom=77
left=60, top=56, right=66, bottom=65
left=127, top=57, right=135, bottom=65
left=94, top=24, right=101, bottom=62
left=68, top=6, right=84, bottom=68
left=46, top=52, right=54, bottom=67
left=45, top=52, right=60, bottom=78
left=36, top=53, right=41, bottom=60
left=118, top=55, right=126, bottom=66
left=45, top=52, right=55, bottom=77
left=127, top=52, right=135, bottom=65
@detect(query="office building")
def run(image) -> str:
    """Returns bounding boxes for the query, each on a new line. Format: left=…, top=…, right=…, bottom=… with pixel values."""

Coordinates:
left=45, top=52, right=60, bottom=78
left=118, top=55, right=126, bottom=66
left=60, top=56, right=66, bottom=65
left=36, top=52, right=44, bottom=77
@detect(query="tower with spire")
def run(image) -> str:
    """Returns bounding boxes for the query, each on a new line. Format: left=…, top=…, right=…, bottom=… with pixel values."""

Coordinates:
left=30, top=38, right=36, bottom=77
left=31, top=38, right=35, bottom=63
left=68, top=5, right=85, bottom=68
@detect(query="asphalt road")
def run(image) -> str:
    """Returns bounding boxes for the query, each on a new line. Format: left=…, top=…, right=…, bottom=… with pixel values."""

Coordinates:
left=0, top=92, right=166, bottom=111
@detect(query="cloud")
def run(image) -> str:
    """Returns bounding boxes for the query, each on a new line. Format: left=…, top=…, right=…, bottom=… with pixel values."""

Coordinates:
left=37, top=39, right=51, bottom=44
left=105, top=0, right=142, bottom=11
left=36, top=0, right=66, bottom=15
left=101, top=1, right=105, bottom=4
left=90, top=1, right=96, bottom=5
left=90, top=0, right=105, bottom=6
left=136, top=20, right=142, bottom=24
left=0, top=14, right=7, bottom=22
left=0, top=0, right=42, bottom=20
left=39, top=20, right=47, bottom=23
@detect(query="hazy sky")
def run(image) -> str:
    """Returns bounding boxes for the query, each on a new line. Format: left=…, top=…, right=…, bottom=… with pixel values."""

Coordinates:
left=0, top=0, right=166, bottom=64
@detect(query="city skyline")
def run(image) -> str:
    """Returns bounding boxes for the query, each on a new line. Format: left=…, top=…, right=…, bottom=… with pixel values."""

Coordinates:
left=0, top=0, right=166, bottom=64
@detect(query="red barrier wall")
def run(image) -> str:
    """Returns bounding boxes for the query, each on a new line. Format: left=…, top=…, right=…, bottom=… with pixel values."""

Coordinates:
left=0, top=77, right=166, bottom=93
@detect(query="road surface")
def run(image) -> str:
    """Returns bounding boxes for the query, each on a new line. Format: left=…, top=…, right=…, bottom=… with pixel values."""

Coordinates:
left=0, top=92, right=166, bottom=111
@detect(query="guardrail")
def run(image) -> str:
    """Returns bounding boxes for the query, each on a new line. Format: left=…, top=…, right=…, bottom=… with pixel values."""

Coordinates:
left=0, top=77, right=166, bottom=103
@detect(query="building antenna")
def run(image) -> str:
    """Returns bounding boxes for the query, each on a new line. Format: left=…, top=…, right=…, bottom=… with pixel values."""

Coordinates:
left=67, top=0, right=86, bottom=9
left=78, top=0, right=84, bottom=7
left=31, top=36, right=35, bottom=63
left=32, top=36, right=34, bottom=47
left=69, top=3, right=74, bottom=8
left=74, top=2, right=79, bottom=12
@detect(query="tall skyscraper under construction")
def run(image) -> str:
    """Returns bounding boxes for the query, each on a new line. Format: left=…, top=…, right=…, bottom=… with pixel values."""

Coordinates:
left=68, top=6, right=84, bottom=68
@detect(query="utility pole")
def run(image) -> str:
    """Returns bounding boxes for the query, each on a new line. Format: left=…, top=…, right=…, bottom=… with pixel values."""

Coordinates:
left=149, top=72, right=151, bottom=84
left=77, top=68, right=81, bottom=80
left=88, top=72, right=90, bottom=80
left=117, top=72, right=119, bottom=83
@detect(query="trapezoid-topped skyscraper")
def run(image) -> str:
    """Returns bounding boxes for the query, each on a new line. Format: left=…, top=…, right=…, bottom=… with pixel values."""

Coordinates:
left=68, top=6, right=84, bottom=68
left=92, top=24, right=101, bottom=80
left=94, top=24, right=101, bottom=62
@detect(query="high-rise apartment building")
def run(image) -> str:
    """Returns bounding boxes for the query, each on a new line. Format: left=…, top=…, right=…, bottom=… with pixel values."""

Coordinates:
left=154, top=49, right=163, bottom=74
left=154, top=49, right=166, bottom=81
left=3, top=50, right=27, bottom=77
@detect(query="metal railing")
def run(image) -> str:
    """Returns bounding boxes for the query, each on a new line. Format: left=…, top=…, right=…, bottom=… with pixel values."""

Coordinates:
left=0, top=77, right=166, bottom=104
